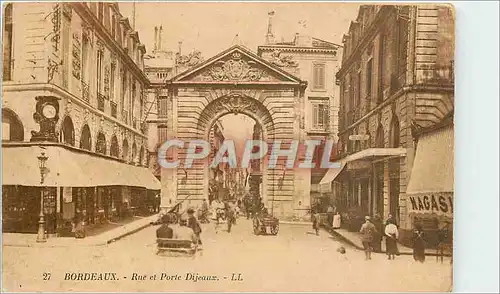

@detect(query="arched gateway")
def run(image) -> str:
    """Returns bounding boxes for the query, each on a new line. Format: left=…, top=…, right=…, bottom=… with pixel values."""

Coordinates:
left=157, top=45, right=310, bottom=220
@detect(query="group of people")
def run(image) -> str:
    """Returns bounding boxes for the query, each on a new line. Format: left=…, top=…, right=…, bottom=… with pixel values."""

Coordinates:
left=359, top=214, right=429, bottom=262
left=155, top=208, right=203, bottom=246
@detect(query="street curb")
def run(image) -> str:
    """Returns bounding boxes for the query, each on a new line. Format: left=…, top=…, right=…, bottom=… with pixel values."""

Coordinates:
left=325, top=227, right=452, bottom=257
left=3, top=218, right=155, bottom=248
left=279, top=221, right=311, bottom=226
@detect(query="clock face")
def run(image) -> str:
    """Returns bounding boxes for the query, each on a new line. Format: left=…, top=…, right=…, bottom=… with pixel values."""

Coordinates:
left=42, top=104, right=57, bottom=119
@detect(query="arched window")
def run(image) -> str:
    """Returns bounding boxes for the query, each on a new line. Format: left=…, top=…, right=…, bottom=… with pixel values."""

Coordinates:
left=375, top=124, right=384, bottom=148
left=2, top=108, right=24, bottom=141
left=139, top=146, right=145, bottom=166
left=389, top=115, right=400, bottom=148
left=96, top=132, right=107, bottom=155
left=60, top=116, right=75, bottom=146
left=122, top=139, right=129, bottom=161
left=131, top=143, right=137, bottom=164
left=80, top=124, right=92, bottom=150
left=110, top=135, right=119, bottom=157
left=3, top=4, right=13, bottom=81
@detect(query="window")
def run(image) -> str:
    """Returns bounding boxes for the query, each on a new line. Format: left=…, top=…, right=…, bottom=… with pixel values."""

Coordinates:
left=356, top=70, right=361, bottom=108
left=312, top=102, right=329, bottom=130
left=122, top=139, right=129, bottom=161
left=397, top=6, right=410, bottom=76
left=96, top=49, right=104, bottom=96
left=2, top=109, right=24, bottom=141
left=110, top=136, right=119, bottom=157
left=60, top=116, right=75, bottom=146
left=98, top=3, right=104, bottom=22
left=110, top=63, right=116, bottom=100
left=81, top=35, right=89, bottom=83
left=121, top=70, right=126, bottom=111
left=80, top=124, right=92, bottom=150
left=313, top=64, right=326, bottom=90
left=3, top=4, right=13, bottom=81
left=349, top=74, right=355, bottom=109
left=131, top=80, right=136, bottom=119
left=61, top=11, right=71, bottom=89
left=377, top=33, right=385, bottom=104
left=111, top=15, right=115, bottom=37
left=366, top=58, right=373, bottom=99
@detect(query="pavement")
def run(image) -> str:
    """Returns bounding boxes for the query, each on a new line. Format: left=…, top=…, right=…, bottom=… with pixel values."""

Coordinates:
left=2, top=214, right=158, bottom=248
left=2, top=218, right=452, bottom=292
left=325, top=226, right=453, bottom=257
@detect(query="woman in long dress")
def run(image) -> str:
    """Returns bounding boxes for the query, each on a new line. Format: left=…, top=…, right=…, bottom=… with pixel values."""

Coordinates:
left=384, top=219, right=399, bottom=260
left=413, top=223, right=426, bottom=262
left=332, top=212, right=341, bottom=229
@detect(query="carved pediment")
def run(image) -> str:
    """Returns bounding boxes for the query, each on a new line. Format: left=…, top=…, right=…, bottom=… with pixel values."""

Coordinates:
left=172, top=46, right=302, bottom=84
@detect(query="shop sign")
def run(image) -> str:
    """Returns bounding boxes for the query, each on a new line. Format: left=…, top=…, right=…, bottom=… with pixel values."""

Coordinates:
left=349, top=134, right=370, bottom=141
left=407, top=193, right=453, bottom=217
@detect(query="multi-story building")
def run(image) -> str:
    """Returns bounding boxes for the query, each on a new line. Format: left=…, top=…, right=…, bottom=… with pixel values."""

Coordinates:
left=323, top=4, right=454, bottom=245
left=2, top=2, right=160, bottom=236
left=257, top=12, right=342, bottom=212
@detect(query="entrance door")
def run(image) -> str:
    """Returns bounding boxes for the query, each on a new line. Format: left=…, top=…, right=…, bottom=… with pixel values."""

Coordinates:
left=375, top=163, right=384, bottom=217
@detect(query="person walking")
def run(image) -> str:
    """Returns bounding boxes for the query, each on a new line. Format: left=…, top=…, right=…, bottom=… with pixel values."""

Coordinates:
left=327, top=205, right=334, bottom=228
left=372, top=214, right=384, bottom=253
left=359, top=216, right=377, bottom=260
left=385, top=218, right=399, bottom=260
left=413, top=223, right=426, bottom=263
left=226, top=203, right=236, bottom=233
left=187, top=208, right=202, bottom=245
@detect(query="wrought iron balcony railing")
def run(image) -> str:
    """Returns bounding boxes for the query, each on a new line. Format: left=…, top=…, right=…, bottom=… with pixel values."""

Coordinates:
left=110, top=101, right=117, bottom=118
left=97, top=93, right=105, bottom=112
left=81, top=81, right=90, bottom=103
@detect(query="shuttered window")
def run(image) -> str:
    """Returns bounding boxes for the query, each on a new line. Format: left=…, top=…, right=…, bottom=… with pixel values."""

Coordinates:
left=312, top=103, right=329, bottom=130
left=313, top=64, right=326, bottom=90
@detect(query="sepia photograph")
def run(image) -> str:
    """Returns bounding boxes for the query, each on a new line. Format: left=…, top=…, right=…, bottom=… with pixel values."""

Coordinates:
left=1, top=2, right=455, bottom=292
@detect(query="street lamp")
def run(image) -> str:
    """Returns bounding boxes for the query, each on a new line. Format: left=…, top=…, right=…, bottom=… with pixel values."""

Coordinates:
left=36, top=151, right=48, bottom=243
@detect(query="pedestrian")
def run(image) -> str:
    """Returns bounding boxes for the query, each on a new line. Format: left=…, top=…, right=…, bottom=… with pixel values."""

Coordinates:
left=385, top=218, right=399, bottom=260
left=155, top=193, right=161, bottom=213
left=156, top=216, right=173, bottom=239
left=372, top=214, right=383, bottom=253
left=332, top=212, right=342, bottom=229
left=312, top=209, right=321, bottom=235
left=187, top=208, right=203, bottom=245
left=413, top=223, right=425, bottom=263
left=226, top=203, right=236, bottom=233
left=359, top=216, right=376, bottom=260
left=327, top=205, right=334, bottom=228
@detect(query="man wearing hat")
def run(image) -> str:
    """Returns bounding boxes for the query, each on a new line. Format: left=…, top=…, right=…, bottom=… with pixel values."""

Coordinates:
left=173, top=216, right=196, bottom=243
left=156, top=213, right=174, bottom=239
left=359, top=216, right=377, bottom=260
left=187, top=208, right=202, bottom=245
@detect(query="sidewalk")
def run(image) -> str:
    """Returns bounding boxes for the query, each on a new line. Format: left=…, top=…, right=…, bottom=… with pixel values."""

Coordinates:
left=326, top=227, right=452, bottom=257
left=2, top=214, right=158, bottom=248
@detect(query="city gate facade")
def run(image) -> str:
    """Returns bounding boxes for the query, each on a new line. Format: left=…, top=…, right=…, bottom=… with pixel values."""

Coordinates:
left=155, top=45, right=312, bottom=220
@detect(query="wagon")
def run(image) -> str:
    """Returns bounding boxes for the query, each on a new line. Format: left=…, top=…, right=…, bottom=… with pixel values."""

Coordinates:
left=253, top=215, right=279, bottom=235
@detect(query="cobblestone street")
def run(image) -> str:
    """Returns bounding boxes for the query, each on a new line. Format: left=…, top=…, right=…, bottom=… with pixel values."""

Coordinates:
left=2, top=219, right=452, bottom=292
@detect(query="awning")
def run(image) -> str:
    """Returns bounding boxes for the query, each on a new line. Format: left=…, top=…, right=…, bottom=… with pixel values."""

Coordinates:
left=342, top=148, right=407, bottom=163
left=319, top=163, right=345, bottom=185
left=2, top=145, right=161, bottom=190
left=407, top=125, right=454, bottom=195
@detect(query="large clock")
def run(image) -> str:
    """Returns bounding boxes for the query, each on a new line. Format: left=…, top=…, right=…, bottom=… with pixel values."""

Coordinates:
left=30, top=96, right=61, bottom=142
left=42, top=104, right=57, bottom=119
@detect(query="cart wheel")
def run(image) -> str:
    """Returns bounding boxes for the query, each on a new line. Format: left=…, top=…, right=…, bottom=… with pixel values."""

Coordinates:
left=271, top=224, right=279, bottom=235
left=253, top=219, right=260, bottom=235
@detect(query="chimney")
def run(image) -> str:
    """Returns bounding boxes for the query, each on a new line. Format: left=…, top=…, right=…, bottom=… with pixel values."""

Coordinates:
left=178, top=41, right=182, bottom=56
left=158, top=25, right=163, bottom=51
left=154, top=26, right=158, bottom=52
left=265, top=10, right=275, bottom=45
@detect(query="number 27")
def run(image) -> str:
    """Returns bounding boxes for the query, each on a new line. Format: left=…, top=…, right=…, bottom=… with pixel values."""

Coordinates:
left=43, top=273, right=51, bottom=280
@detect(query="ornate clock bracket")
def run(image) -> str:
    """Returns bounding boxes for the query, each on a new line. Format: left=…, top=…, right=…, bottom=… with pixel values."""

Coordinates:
left=30, top=96, right=61, bottom=142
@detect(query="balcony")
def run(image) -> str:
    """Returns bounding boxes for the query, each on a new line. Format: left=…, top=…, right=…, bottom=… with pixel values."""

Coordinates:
left=97, top=93, right=105, bottom=112
left=81, top=81, right=90, bottom=103
left=122, top=110, right=128, bottom=124
left=111, top=101, right=117, bottom=118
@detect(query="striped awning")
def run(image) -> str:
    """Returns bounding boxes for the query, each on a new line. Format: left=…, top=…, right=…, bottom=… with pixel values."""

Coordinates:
left=2, top=144, right=160, bottom=190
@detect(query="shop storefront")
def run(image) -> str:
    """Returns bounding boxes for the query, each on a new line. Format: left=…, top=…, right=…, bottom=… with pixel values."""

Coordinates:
left=2, top=143, right=161, bottom=236
left=404, top=124, right=454, bottom=248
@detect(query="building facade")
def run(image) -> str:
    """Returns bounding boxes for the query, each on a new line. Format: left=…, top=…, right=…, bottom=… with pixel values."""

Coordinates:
left=2, top=2, right=160, bottom=235
left=325, top=4, right=454, bottom=245
left=257, top=13, right=342, bottom=212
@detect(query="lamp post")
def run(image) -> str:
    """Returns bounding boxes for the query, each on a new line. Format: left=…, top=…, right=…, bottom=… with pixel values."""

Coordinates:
left=36, top=152, right=48, bottom=243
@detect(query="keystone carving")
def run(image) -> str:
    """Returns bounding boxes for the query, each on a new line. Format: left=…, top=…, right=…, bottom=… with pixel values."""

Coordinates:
left=202, top=52, right=266, bottom=82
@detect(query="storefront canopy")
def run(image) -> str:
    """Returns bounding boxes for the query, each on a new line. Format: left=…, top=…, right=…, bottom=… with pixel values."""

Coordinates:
left=342, top=148, right=407, bottom=163
left=407, top=126, right=454, bottom=195
left=2, top=145, right=161, bottom=190
left=319, top=163, right=345, bottom=185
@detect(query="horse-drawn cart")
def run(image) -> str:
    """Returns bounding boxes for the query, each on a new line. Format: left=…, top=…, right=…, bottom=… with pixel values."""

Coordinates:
left=253, top=215, right=279, bottom=235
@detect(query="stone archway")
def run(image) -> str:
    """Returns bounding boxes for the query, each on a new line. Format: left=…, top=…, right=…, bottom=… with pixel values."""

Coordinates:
left=192, top=93, right=275, bottom=209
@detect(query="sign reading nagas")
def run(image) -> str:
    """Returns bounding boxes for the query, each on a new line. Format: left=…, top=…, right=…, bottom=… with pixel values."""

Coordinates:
left=407, top=193, right=453, bottom=217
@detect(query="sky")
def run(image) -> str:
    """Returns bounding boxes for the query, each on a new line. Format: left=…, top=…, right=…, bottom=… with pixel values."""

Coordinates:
left=120, top=2, right=360, bottom=57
